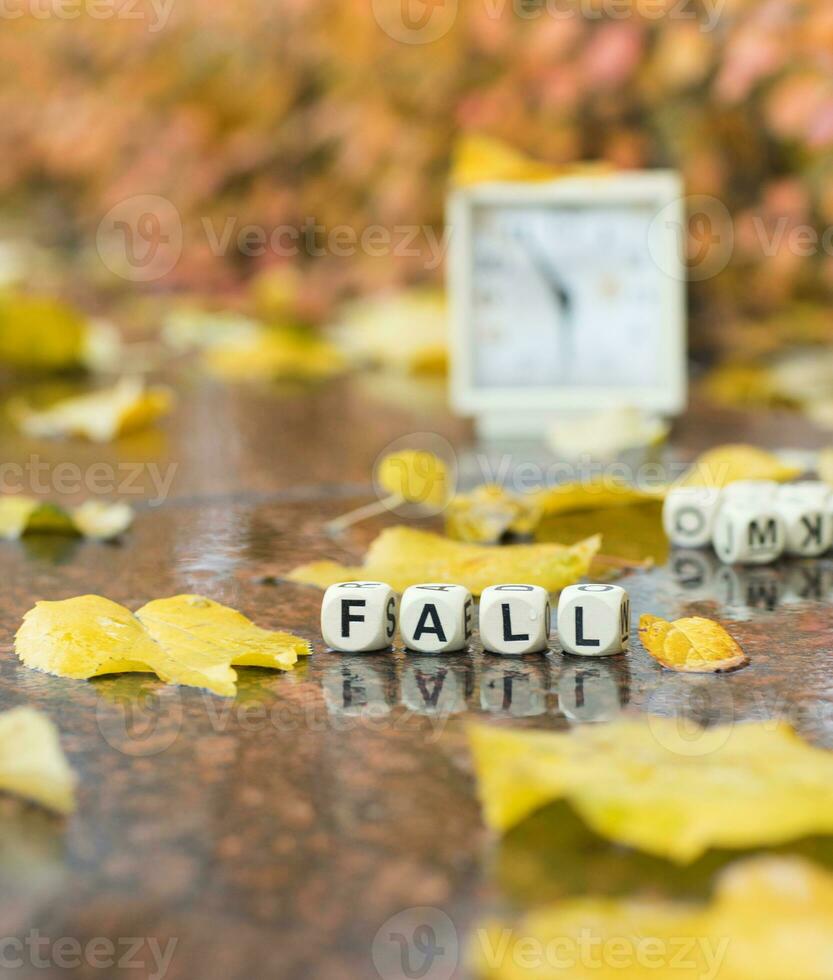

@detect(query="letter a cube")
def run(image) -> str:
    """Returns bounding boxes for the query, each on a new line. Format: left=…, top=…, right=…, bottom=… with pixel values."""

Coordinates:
left=400, top=584, right=473, bottom=654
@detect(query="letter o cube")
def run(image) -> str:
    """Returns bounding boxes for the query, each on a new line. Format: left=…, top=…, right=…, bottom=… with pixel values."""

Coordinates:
left=400, top=584, right=473, bottom=654
left=321, top=581, right=397, bottom=653
left=479, top=584, right=550, bottom=655
left=662, top=487, right=723, bottom=548
left=713, top=502, right=785, bottom=565
left=557, top=584, right=629, bottom=657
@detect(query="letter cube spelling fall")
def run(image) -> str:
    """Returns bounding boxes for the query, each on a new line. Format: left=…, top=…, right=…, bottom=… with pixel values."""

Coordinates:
left=400, top=584, right=473, bottom=654
left=321, top=581, right=398, bottom=652
left=478, top=584, right=550, bottom=655
left=557, top=584, right=630, bottom=657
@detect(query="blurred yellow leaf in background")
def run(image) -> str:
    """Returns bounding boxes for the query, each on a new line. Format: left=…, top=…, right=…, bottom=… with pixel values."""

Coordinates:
left=445, top=484, right=542, bottom=544
left=0, top=708, right=76, bottom=815
left=639, top=614, right=748, bottom=673
left=469, top=718, right=833, bottom=863
left=202, top=327, right=345, bottom=382
left=288, top=526, right=599, bottom=595
left=0, top=497, right=132, bottom=540
left=377, top=450, right=449, bottom=509
left=0, top=293, right=86, bottom=370
left=11, top=377, right=173, bottom=442
left=679, top=444, right=800, bottom=487
left=330, top=289, right=447, bottom=375
left=472, top=855, right=833, bottom=980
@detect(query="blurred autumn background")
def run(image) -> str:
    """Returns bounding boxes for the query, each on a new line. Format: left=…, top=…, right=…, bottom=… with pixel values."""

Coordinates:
left=2, top=0, right=833, bottom=386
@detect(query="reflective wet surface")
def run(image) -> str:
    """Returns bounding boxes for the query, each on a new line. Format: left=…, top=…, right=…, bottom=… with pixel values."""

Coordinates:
left=1, top=374, right=833, bottom=979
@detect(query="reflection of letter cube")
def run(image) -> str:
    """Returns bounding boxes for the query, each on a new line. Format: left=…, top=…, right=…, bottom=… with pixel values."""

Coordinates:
left=662, top=487, right=722, bottom=548
left=400, top=584, right=473, bottom=653
left=320, top=581, right=397, bottom=652
left=777, top=498, right=833, bottom=557
left=478, top=584, right=550, bottom=655
left=557, top=584, right=629, bottom=657
left=713, top=503, right=785, bottom=565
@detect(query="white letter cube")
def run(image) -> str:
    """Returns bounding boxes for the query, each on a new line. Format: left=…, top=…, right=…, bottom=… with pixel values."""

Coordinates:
left=400, top=584, right=473, bottom=653
left=321, top=581, right=397, bottom=652
left=713, top=502, right=785, bottom=564
left=479, top=584, right=550, bottom=655
left=662, top=487, right=723, bottom=548
left=557, top=584, right=629, bottom=657
left=777, top=498, right=833, bottom=557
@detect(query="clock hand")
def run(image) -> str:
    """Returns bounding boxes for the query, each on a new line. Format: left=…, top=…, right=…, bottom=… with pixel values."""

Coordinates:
left=513, top=230, right=574, bottom=365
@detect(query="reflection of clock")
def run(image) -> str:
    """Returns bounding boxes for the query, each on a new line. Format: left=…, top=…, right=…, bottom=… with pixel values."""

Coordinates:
left=447, top=172, right=686, bottom=435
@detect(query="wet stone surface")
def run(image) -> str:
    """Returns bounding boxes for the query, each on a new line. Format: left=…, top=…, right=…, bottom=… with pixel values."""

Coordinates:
left=0, top=375, right=832, bottom=979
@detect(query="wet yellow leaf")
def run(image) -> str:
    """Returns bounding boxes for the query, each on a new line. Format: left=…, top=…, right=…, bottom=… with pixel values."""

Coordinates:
left=331, top=288, right=447, bottom=375
left=0, top=497, right=133, bottom=540
left=202, top=326, right=344, bottom=381
left=288, top=526, right=600, bottom=596
left=0, top=708, right=76, bottom=815
left=639, top=614, right=748, bottom=673
left=469, top=718, right=833, bottom=862
left=378, top=450, right=449, bottom=509
left=472, top=856, right=833, bottom=980
left=15, top=594, right=310, bottom=696
left=445, top=484, right=542, bottom=544
left=134, top=594, right=309, bottom=696
left=679, top=444, right=800, bottom=487
left=11, top=377, right=173, bottom=442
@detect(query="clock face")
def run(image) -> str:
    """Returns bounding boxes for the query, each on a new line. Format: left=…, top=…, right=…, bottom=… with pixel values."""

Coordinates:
left=470, top=202, right=665, bottom=390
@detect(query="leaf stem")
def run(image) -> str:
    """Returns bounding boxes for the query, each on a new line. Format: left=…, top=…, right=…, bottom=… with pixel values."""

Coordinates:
left=326, top=494, right=403, bottom=535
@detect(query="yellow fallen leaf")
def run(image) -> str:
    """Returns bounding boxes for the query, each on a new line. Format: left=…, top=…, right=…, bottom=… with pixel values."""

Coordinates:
left=534, top=480, right=666, bottom=516
left=15, top=594, right=310, bottom=697
left=451, top=135, right=613, bottom=187
left=546, top=407, right=670, bottom=460
left=202, top=326, right=345, bottom=382
left=468, top=717, right=833, bottom=862
left=639, top=614, right=748, bottom=673
left=134, top=594, right=309, bottom=696
left=472, top=855, right=833, bottom=980
left=0, top=292, right=86, bottom=370
left=0, top=707, right=76, bottom=815
left=288, top=526, right=600, bottom=596
left=377, top=450, right=449, bottom=509
left=11, top=377, right=173, bottom=442
left=331, top=288, right=447, bottom=375
left=679, top=444, right=800, bottom=488
left=0, top=497, right=132, bottom=541
left=445, top=484, right=542, bottom=544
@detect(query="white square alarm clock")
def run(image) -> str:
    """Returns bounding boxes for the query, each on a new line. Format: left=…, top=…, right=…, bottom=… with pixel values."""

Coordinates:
left=447, top=171, right=687, bottom=438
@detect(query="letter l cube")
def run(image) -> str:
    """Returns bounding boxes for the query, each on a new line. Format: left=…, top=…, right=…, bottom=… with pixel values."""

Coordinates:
left=557, top=584, right=629, bottom=657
